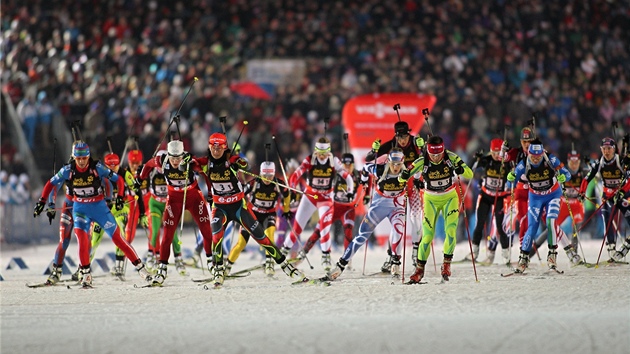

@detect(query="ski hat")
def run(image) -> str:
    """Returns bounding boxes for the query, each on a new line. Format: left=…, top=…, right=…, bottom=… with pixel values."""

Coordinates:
left=208, top=133, right=228, bottom=148
left=528, top=142, right=544, bottom=156
left=601, top=137, right=616, bottom=148
left=73, top=141, right=90, bottom=157
left=104, top=153, right=120, bottom=166
left=388, top=148, right=405, bottom=163
left=167, top=140, right=185, bottom=157
left=426, top=136, right=445, bottom=155
left=394, top=121, right=410, bottom=136
left=490, top=138, right=503, bottom=152
left=341, top=153, right=354, bottom=164
left=520, top=127, right=535, bottom=141
left=260, top=161, right=275, bottom=176
left=128, top=150, right=143, bottom=163
left=567, top=150, right=580, bottom=161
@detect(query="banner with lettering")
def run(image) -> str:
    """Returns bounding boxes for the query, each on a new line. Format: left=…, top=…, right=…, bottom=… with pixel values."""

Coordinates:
left=341, top=93, right=437, bottom=167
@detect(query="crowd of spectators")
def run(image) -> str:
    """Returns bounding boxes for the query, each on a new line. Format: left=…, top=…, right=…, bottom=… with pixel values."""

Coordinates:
left=2, top=0, right=629, bottom=187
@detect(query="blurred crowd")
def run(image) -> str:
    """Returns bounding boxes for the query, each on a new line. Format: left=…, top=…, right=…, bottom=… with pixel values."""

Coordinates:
left=2, top=0, right=629, bottom=185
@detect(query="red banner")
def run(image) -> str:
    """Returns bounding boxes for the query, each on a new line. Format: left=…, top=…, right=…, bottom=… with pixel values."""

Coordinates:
left=342, top=93, right=437, bottom=166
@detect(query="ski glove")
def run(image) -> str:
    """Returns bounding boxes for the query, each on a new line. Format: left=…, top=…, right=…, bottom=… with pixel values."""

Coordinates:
left=46, top=204, right=56, bottom=225
left=613, top=189, right=626, bottom=205
left=363, top=194, right=371, bottom=205
left=507, top=171, right=516, bottom=182
left=372, top=139, right=381, bottom=151
left=282, top=211, right=294, bottom=221
left=140, top=215, right=149, bottom=228
left=577, top=193, right=585, bottom=202
left=33, top=198, right=46, bottom=217
left=501, top=142, right=510, bottom=154
left=398, top=170, right=411, bottom=183
left=133, top=178, right=143, bottom=193
left=229, top=156, right=248, bottom=173
left=415, top=136, right=425, bottom=148
left=556, top=174, right=567, bottom=184
left=178, top=153, right=192, bottom=171
left=115, top=196, right=124, bottom=211
left=474, top=149, right=484, bottom=160
left=346, top=192, right=354, bottom=201
left=454, top=161, right=465, bottom=175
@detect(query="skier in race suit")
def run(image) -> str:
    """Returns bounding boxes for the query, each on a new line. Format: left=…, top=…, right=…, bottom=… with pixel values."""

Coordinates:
left=224, top=160, right=291, bottom=276
left=139, top=140, right=213, bottom=285
left=506, top=139, right=572, bottom=273
left=193, top=133, right=307, bottom=286
left=323, top=148, right=408, bottom=281
left=366, top=120, right=424, bottom=270
left=297, top=152, right=364, bottom=270
left=280, top=137, right=355, bottom=270
left=401, top=135, right=473, bottom=284
left=34, top=141, right=152, bottom=286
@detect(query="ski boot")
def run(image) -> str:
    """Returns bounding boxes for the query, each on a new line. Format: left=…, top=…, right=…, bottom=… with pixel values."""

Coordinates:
left=71, top=267, right=81, bottom=282
left=321, top=252, right=332, bottom=271
left=325, top=260, right=346, bottom=281
left=136, top=263, right=153, bottom=284
left=441, top=255, right=453, bottom=281
left=80, top=267, right=93, bottom=287
left=564, top=245, right=583, bottom=265
left=206, top=259, right=215, bottom=274
left=381, top=255, right=393, bottom=273
left=547, top=248, right=558, bottom=270
left=264, top=257, right=275, bottom=277
left=606, top=242, right=617, bottom=259
left=464, top=244, right=479, bottom=262
left=411, top=242, right=419, bottom=267
left=46, top=265, right=63, bottom=285
left=408, top=264, right=425, bottom=284
left=280, top=260, right=306, bottom=281
left=481, top=249, right=496, bottom=265
left=612, top=237, right=630, bottom=262
left=212, top=264, right=226, bottom=287
left=280, top=246, right=291, bottom=257
left=501, top=248, right=511, bottom=267
left=391, top=255, right=401, bottom=278
left=174, top=255, right=187, bottom=275
left=224, top=260, right=234, bottom=275
left=111, top=256, right=125, bottom=280
left=145, top=251, right=156, bottom=272
left=152, top=263, right=167, bottom=286
left=516, top=252, right=529, bottom=273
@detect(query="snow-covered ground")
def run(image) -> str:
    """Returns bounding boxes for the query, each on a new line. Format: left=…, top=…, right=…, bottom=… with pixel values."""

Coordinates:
left=1, top=236, right=628, bottom=354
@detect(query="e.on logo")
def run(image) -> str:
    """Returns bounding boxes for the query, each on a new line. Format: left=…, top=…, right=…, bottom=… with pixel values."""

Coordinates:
left=354, top=102, right=418, bottom=119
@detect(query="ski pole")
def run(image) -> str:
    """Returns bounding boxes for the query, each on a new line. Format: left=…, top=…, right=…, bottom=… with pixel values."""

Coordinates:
left=456, top=174, right=479, bottom=282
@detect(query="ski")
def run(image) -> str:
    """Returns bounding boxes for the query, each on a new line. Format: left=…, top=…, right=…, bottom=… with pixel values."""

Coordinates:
left=404, top=280, right=428, bottom=285
left=203, top=282, right=223, bottom=290
left=291, top=277, right=331, bottom=287
left=231, top=264, right=264, bottom=276
left=134, top=283, right=159, bottom=288
left=367, top=271, right=390, bottom=277
left=605, top=259, right=629, bottom=266
left=26, top=281, right=57, bottom=288
left=573, top=262, right=597, bottom=268
left=66, top=284, right=94, bottom=289
left=545, top=267, right=564, bottom=275
left=191, top=272, right=252, bottom=283
left=500, top=271, right=526, bottom=277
